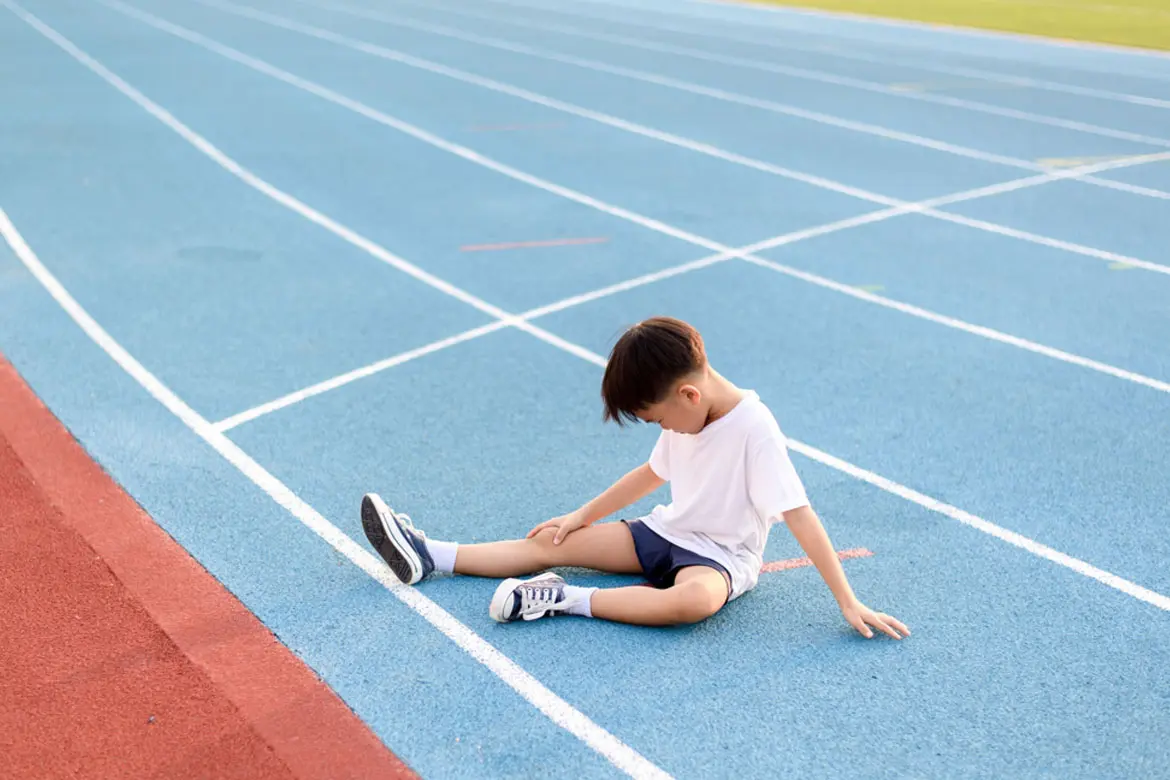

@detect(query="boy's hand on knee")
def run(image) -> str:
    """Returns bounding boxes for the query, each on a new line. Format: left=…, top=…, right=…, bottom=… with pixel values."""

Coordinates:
left=527, top=509, right=590, bottom=545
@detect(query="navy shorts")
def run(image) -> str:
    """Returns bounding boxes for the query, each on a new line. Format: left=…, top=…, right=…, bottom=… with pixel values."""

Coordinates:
left=624, top=519, right=732, bottom=598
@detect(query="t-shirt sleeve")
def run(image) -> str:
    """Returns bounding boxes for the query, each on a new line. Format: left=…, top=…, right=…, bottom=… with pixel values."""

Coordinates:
left=747, top=432, right=809, bottom=523
left=648, top=430, right=671, bottom=481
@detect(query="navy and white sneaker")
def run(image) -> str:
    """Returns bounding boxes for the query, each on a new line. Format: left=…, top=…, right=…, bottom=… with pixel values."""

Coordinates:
left=489, top=572, right=579, bottom=623
left=360, top=493, right=434, bottom=585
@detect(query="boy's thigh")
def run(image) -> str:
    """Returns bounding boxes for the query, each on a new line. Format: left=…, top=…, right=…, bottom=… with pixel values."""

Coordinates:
left=541, top=521, right=642, bottom=574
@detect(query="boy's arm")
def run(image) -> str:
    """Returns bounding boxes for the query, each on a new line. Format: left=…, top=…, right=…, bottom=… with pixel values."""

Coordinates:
left=783, top=505, right=909, bottom=640
left=528, top=463, right=664, bottom=543
left=579, top=462, right=664, bottom=525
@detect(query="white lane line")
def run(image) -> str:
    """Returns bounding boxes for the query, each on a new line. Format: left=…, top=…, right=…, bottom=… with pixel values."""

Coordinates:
left=78, top=0, right=1170, bottom=397
left=486, top=0, right=1170, bottom=109
left=25, top=181, right=1167, bottom=619
left=0, top=219, right=672, bottom=780
left=0, top=9, right=676, bottom=777
left=213, top=320, right=512, bottom=431
left=331, top=0, right=1170, bottom=200
left=304, top=0, right=1042, bottom=171
left=786, top=438, right=1170, bottom=613
left=739, top=252, right=1170, bottom=394
left=8, top=214, right=1168, bottom=626
left=5, top=17, right=1166, bottom=727
left=687, top=0, right=1170, bottom=64
left=177, top=0, right=1170, bottom=273
left=0, top=222, right=671, bottom=780
left=216, top=163, right=1170, bottom=434
left=214, top=204, right=938, bottom=429
left=474, top=0, right=1170, bottom=148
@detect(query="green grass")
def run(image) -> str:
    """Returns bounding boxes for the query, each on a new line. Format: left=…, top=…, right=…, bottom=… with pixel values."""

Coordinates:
left=741, top=0, right=1170, bottom=52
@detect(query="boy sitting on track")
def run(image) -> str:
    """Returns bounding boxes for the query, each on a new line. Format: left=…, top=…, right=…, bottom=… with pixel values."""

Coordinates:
left=360, top=316, right=908, bottom=639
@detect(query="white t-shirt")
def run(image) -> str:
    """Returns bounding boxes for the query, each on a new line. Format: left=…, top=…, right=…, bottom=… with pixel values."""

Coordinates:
left=642, top=390, right=809, bottom=600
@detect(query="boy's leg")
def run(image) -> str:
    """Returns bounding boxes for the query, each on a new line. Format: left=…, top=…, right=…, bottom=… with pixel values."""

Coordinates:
left=363, top=494, right=731, bottom=626
left=492, top=565, right=730, bottom=626
left=453, top=522, right=642, bottom=578
left=360, top=492, right=641, bottom=584
left=590, top=566, right=729, bottom=626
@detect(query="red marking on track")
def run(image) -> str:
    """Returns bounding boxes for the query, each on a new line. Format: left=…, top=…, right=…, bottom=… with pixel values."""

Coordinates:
left=469, top=121, right=566, bottom=132
left=0, top=354, right=416, bottom=780
left=762, top=547, right=874, bottom=573
left=460, top=236, right=609, bottom=252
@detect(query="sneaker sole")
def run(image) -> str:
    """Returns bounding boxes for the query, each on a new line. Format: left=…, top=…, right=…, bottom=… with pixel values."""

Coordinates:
left=361, top=493, right=423, bottom=585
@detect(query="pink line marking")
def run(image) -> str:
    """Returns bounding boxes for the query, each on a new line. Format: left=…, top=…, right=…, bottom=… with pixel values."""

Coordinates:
left=460, top=236, right=609, bottom=252
left=761, top=547, right=873, bottom=573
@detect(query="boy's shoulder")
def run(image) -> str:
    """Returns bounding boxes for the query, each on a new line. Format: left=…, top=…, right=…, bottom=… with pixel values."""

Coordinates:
left=738, top=391, right=786, bottom=439
left=710, top=390, right=786, bottom=446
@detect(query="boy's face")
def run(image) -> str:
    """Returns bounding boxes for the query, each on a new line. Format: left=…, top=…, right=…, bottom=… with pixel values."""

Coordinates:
left=637, top=383, right=708, bottom=435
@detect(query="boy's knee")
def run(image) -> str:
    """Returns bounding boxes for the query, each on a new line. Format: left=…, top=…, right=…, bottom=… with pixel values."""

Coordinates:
left=670, top=580, right=726, bottom=624
left=526, top=527, right=561, bottom=567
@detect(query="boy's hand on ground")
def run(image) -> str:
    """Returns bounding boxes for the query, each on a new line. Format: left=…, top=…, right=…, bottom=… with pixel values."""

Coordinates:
left=527, top=509, right=590, bottom=545
left=841, top=600, right=910, bottom=640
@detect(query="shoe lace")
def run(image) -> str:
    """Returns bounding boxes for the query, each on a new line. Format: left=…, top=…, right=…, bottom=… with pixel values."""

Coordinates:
left=517, top=583, right=563, bottom=615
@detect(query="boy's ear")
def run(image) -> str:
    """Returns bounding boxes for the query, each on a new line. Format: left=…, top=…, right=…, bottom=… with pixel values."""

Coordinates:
left=678, top=383, right=701, bottom=404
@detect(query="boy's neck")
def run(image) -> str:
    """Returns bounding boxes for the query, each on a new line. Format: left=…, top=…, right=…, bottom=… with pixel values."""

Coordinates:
left=701, top=369, right=746, bottom=429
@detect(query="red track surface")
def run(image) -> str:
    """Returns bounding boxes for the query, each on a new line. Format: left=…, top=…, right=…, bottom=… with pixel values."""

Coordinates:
left=0, top=354, right=417, bottom=780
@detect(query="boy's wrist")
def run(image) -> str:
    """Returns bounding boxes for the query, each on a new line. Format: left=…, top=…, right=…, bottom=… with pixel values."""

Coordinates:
left=835, top=591, right=860, bottom=610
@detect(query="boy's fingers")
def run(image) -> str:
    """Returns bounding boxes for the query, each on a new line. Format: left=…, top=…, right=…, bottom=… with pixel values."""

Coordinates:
left=850, top=615, right=873, bottom=638
left=871, top=614, right=902, bottom=640
left=527, top=520, right=554, bottom=538
left=553, top=522, right=583, bottom=545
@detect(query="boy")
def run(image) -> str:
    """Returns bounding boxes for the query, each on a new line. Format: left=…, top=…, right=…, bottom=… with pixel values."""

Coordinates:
left=360, top=317, right=908, bottom=639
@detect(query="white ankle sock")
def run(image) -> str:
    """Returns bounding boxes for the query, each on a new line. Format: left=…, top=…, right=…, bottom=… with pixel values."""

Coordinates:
left=562, top=585, right=597, bottom=618
left=428, top=540, right=458, bottom=574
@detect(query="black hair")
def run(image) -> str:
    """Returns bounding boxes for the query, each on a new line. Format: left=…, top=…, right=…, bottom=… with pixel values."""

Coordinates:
left=600, top=316, right=706, bottom=425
